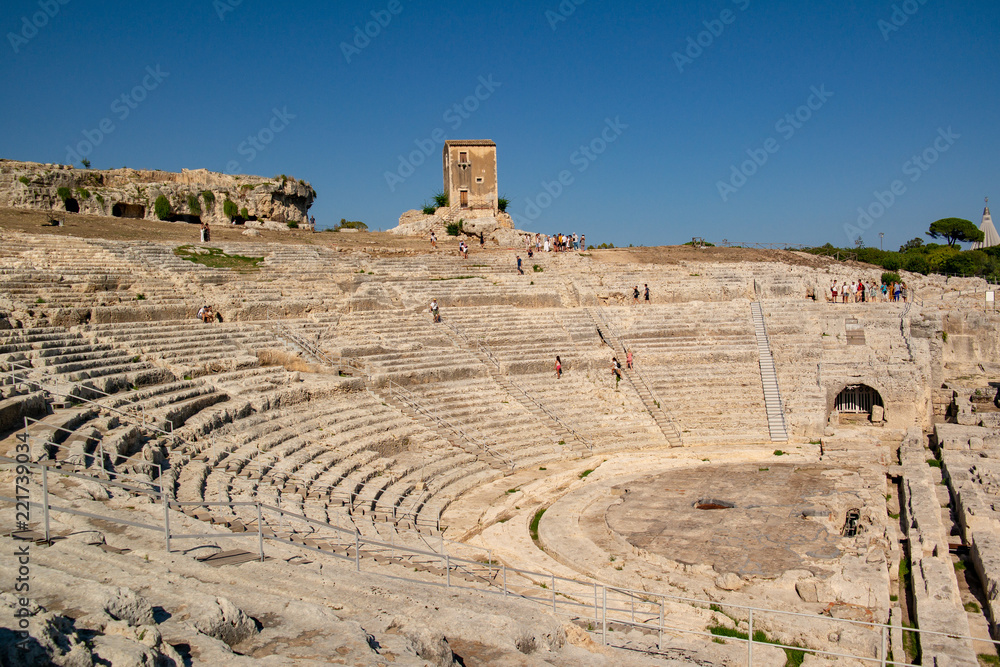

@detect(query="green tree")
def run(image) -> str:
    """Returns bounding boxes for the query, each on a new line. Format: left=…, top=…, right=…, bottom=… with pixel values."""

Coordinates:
left=899, top=237, right=924, bottom=252
left=927, top=218, right=984, bottom=247
left=154, top=195, right=171, bottom=220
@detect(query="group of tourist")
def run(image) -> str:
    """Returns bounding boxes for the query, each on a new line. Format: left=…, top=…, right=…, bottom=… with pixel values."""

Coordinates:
left=829, top=280, right=909, bottom=303
left=632, top=285, right=650, bottom=304
left=196, top=305, right=220, bottom=323
left=529, top=232, right=584, bottom=253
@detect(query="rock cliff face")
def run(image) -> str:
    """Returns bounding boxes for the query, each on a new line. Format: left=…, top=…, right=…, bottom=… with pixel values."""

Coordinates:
left=390, top=208, right=527, bottom=246
left=0, top=159, right=315, bottom=227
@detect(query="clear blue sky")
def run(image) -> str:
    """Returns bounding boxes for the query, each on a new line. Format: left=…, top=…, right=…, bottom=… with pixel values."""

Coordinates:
left=3, top=0, right=997, bottom=249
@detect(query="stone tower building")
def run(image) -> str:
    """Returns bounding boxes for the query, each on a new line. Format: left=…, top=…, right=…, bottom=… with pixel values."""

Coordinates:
left=442, top=140, right=497, bottom=217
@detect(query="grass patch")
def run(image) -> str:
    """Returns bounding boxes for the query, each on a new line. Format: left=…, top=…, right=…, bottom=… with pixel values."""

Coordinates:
left=529, top=507, right=546, bottom=542
left=890, top=594, right=898, bottom=602
left=579, top=469, right=594, bottom=479
left=889, top=512, right=900, bottom=519
left=759, top=467, right=769, bottom=471
left=174, top=245, right=263, bottom=272
left=505, top=488, right=519, bottom=494
left=773, top=450, right=785, bottom=456
left=965, top=601, right=980, bottom=613
left=18, top=176, right=30, bottom=185
left=927, top=458, right=942, bottom=468
left=532, top=264, right=543, bottom=272
left=538, top=467, right=546, bottom=471
left=978, top=654, right=1000, bottom=665
left=708, top=626, right=807, bottom=666
left=809, top=439, right=821, bottom=445
left=955, top=560, right=967, bottom=571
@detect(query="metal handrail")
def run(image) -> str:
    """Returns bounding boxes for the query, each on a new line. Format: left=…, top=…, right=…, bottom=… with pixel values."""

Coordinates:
left=8, top=457, right=989, bottom=666
left=385, top=378, right=515, bottom=471
left=3, top=361, right=172, bottom=435
left=588, top=305, right=683, bottom=444
left=474, top=340, right=593, bottom=452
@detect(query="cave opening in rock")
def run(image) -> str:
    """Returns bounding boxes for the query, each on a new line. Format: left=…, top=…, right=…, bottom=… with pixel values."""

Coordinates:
left=112, top=202, right=145, bottom=219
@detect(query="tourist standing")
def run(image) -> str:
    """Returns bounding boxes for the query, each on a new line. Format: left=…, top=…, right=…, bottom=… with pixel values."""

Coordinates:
left=430, top=232, right=437, bottom=249
left=580, top=234, right=585, bottom=251
left=430, top=298, right=440, bottom=323
left=831, top=281, right=838, bottom=303
left=626, top=349, right=633, bottom=370
left=555, top=356, right=562, bottom=379
left=632, top=286, right=639, bottom=305
left=644, top=284, right=650, bottom=304
left=611, top=357, right=622, bottom=387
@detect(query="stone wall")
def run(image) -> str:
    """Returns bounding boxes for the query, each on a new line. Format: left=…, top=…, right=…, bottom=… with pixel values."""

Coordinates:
left=0, top=159, right=315, bottom=226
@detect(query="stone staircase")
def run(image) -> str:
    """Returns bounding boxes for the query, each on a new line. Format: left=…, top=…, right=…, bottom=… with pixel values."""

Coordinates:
left=751, top=302, right=788, bottom=442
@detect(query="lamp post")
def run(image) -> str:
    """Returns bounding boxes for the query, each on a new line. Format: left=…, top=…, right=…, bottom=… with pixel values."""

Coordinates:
left=879, top=232, right=884, bottom=250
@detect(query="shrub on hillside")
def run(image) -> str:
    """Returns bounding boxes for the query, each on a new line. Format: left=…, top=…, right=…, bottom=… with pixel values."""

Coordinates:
left=881, top=272, right=902, bottom=285
left=202, top=191, right=215, bottom=208
left=223, top=199, right=238, bottom=219
left=433, top=191, right=449, bottom=208
left=446, top=219, right=463, bottom=236
left=56, top=186, right=72, bottom=202
left=154, top=195, right=171, bottom=220
left=187, top=194, right=201, bottom=216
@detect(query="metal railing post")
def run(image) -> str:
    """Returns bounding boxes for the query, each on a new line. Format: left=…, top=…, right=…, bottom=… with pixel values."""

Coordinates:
left=747, top=607, right=753, bottom=664
left=658, top=600, right=663, bottom=650
left=594, top=583, right=599, bottom=625
left=354, top=530, right=360, bottom=571
left=257, top=504, right=264, bottom=561
left=502, top=564, right=507, bottom=596
left=162, top=488, right=171, bottom=553
left=602, top=587, right=607, bottom=646
left=41, top=464, right=50, bottom=543
left=880, top=624, right=887, bottom=667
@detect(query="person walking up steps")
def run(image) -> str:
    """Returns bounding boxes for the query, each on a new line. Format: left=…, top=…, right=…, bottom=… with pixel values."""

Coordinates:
left=555, top=356, right=562, bottom=379
left=517, top=255, right=524, bottom=275
left=643, top=284, right=650, bottom=304
left=430, top=298, right=440, bottom=323
left=632, top=286, right=639, bottom=305
left=430, top=231, right=437, bottom=249
left=611, top=357, right=622, bottom=387
left=626, top=348, right=633, bottom=370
